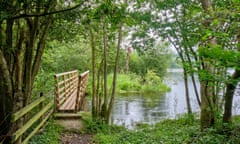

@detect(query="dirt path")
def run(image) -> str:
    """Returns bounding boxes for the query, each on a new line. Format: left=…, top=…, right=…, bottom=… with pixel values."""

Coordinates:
left=61, top=133, right=93, bottom=144
left=56, top=119, right=94, bottom=144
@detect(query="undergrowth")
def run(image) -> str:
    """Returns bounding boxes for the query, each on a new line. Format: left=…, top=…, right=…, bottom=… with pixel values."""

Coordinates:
left=29, top=119, right=63, bottom=144
left=91, top=115, right=240, bottom=144
left=29, top=114, right=240, bottom=144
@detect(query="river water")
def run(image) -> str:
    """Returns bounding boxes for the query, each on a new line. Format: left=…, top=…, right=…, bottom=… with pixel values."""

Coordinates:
left=110, top=71, right=240, bottom=128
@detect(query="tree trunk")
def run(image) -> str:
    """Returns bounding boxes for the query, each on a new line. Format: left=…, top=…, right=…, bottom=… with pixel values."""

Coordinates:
left=183, top=68, right=192, bottom=114
left=200, top=80, right=214, bottom=130
left=125, top=47, right=131, bottom=72
left=223, top=70, right=240, bottom=123
left=167, top=36, right=192, bottom=115
left=0, top=50, right=13, bottom=143
left=199, top=0, right=218, bottom=130
left=223, top=34, right=240, bottom=123
left=102, top=19, right=108, bottom=122
left=90, top=28, right=97, bottom=119
left=107, top=21, right=124, bottom=123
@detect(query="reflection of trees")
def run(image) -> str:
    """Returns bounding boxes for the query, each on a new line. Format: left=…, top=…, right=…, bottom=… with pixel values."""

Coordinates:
left=141, top=93, right=167, bottom=122
left=142, top=93, right=165, bottom=109
left=125, top=102, right=129, bottom=115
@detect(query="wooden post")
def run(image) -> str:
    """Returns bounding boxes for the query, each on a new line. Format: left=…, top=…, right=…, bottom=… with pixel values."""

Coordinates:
left=63, top=75, right=67, bottom=103
left=54, top=75, right=59, bottom=112
left=75, top=75, right=82, bottom=112
left=39, top=92, right=43, bottom=121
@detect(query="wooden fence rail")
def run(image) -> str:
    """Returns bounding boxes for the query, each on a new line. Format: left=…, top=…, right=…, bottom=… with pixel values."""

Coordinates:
left=11, top=94, right=53, bottom=144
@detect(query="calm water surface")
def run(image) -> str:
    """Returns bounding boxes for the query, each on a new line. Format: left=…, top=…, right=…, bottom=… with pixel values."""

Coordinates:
left=110, top=71, right=240, bottom=128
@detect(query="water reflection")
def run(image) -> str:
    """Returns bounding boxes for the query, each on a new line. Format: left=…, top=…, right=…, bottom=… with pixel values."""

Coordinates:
left=111, top=71, right=240, bottom=128
left=111, top=94, right=167, bottom=128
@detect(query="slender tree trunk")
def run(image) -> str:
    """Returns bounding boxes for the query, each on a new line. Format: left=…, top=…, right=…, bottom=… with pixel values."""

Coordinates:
left=125, top=47, right=131, bottom=72
left=223, top=70, right=240, bottom=123
left=167, top=36, right=192, bottom=114
left=107, top=21, right=124, bottom=123
left=102, top=19, right=108, bottom=121
left=183, top=68, right=192, bottom=114
left=223, top=34, right=240, bottom=123
left=96, top=60, right=103, bottom=117
left=90, top=28, right=97, bottom=118
left=191, top=74, right=201, bottom=106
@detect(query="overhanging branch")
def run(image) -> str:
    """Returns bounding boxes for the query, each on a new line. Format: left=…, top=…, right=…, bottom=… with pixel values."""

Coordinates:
left=9, top=1, right=89, bottom=20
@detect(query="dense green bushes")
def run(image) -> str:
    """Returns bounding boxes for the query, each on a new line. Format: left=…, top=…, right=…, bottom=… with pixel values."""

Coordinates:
left=108, top=71, right=170, bottom=94
left=128, top=44, right=172, bottom=78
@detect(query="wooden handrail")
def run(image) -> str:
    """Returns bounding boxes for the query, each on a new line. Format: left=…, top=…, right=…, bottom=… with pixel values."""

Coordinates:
left=11, top=96, right=47, bottom=122
left=12, top=100, right=54, bottom=142
left=80, top=70, right=90, bottom=77
left=54, top=70, right=78, bottom=77
left=11, top=94, right=53, bottom=144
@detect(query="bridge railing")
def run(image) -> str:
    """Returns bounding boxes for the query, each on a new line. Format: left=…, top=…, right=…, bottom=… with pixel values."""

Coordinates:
left=54, top=70, right=89, bottom=112
left=75, top=70, right=89, bottom=112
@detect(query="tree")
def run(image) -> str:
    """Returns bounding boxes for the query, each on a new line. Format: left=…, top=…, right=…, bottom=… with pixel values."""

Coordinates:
left=79, top=0, right=128, bottom=123
left=0, top=1, right=87, bottom=143
left=151, top=0, right=240, bottom=129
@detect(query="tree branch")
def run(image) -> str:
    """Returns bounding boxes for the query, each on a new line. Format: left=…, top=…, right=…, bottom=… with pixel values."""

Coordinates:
left=0, top=49, right=12, bottom=97
left=9, top=1, right=89, bottom=20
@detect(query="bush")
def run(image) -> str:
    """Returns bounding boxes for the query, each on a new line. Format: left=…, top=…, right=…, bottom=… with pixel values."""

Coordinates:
left=108, top=72, right=170, bottom=94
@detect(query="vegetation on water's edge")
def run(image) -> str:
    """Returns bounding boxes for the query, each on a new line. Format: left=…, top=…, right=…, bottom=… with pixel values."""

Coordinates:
left=91, top=115, right=240, bottom=144
left=107, top=71, right=171, bottom=94
left=30, top=115, right=240, bottom=144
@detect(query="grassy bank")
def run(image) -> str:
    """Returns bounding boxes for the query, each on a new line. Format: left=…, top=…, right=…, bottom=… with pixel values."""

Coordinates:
left=92, top=115, right=240, bottom=144
left=30, top=115, right=240, bottom=144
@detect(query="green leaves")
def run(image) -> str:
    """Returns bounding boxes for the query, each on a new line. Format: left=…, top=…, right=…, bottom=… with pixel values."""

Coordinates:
left=198, top=46, right=240, bottom=68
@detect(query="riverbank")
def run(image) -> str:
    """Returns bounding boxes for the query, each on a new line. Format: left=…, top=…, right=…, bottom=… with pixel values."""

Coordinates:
left=30, top=115, right=240, bottom=144
left=93, top=115, right=240, bottom=144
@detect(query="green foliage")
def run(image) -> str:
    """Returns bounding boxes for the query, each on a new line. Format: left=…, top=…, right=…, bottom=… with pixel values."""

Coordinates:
left=108, top=73, right=142, bottom=93
left=142, top=70, right=171, bottom=93
left=108, top=72, right=169, bottom=94
left=42, top=38, right=91, bottom=73
left=128, top=52, right=146, bottom=77
left=93, top=115, right=240, bottom=144
left=82, top=112, right=125, bottom=134
left=198, top=46, right=240, bottom=68
left=29, top=119, right=63, bottom=144
left=128, top=44, right=171, bottom=78
left=32, top=69, right=54, bottom=98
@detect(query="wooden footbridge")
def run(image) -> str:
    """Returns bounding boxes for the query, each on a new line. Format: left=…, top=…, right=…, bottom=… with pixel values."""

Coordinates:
left=54, top=70, right=89, bottom=113
left=9, top=70, right=89, bottom=144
